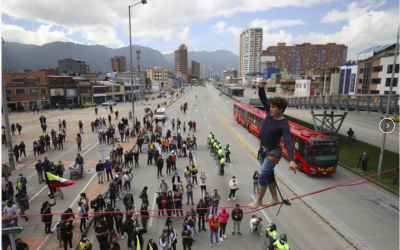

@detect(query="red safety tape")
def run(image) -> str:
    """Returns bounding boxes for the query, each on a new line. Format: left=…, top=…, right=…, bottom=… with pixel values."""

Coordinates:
left=3, top=167, right=398, bottom=229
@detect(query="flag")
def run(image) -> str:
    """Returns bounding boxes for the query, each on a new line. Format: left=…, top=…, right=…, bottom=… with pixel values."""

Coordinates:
left=46, top=172, right=75, bottom=188
left=136, top=236, right=141, bottom=250
left=148, top=243, right=153, bottom=250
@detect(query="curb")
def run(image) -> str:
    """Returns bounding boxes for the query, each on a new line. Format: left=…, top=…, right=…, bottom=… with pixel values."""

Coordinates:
left=339, top=163, right=399, bottom=196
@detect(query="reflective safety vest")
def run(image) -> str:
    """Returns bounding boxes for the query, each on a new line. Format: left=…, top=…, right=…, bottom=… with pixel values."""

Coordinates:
left=274, top=240, right=290, bottom=250
left=220, top=158, right=226, bottom=165
left=213, top=142, right=218, bottom=148
left=17, top=178, right=22, bottom=190
left=266, top=229, right=278, bottom=240
left=218, top=149, right=223, bottom=156
left=210, top=139, right=215, bottom=144
left=225, top=147, right=231, bottom=154
left=209, top=134, right=213, bottom=139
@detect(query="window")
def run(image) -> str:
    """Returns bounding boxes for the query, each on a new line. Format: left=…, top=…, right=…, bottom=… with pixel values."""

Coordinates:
left=29, top=88, right=39, bottom=95
left=360, top=68, right=364, bottom=74
left=385, top=78, right=398, bottom=87
left=294, top=137, right=313, bottom=165
left=114, top=87, right=120, bottom=92
left=15, top=88, right=25, bottom=95
left=11, top=78, right=25, bottom=84
left=373, top=66, right=383, bottom=72
left=387, top=64, right=400, bottom=74
left=384, top=91, right=397, bottom=94
left=371, top=78, right=381, bottom=84
left=359, top=79, right=362, bottom=84
left=41, top=88, right=47, bottom=94
left=26, top=78, right=39, bottom=84
left=5, top=89, right=12, bottom=95
left=370, top=90, right=379, bottom=94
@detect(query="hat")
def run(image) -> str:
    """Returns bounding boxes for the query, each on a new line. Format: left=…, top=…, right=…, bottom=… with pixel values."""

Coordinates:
left=171, top=150, right=175, bottom=153
left=19, top=173, right=23, bottom=176
left=235, top=204, right=240, bottom=207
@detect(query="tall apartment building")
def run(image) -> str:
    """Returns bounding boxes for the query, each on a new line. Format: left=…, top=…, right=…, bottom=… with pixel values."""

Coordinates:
left=239, top=28, right=263, bottom=78
left=58, top=58, right=90, bottom=74
left=147, top=67, right=167, bottom=83
left=262, top=43, right=348, bottom=75
left=203, top=65, right=213, bottom=79
left=174, top=44, right=188, bottom=79
left=191, top=61, right=200, bottom=77
left=110, top=56, right=127, bottom=72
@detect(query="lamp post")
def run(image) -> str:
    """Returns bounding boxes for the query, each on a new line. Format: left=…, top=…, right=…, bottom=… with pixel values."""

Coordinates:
left=129, top=0, right=147, bottom=131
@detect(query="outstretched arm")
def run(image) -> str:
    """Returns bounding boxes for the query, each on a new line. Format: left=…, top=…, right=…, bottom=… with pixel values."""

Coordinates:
left=258, top=82, right=270, bottom=112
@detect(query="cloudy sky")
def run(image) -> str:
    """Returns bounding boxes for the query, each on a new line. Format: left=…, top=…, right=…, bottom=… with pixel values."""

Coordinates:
left=1, top=0, right=398, bottom=57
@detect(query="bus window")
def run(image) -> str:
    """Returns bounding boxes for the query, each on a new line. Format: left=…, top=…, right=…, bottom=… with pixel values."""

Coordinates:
left=294, top=137, right=313, bottom=165
left=313, top=142, right=338, bottom=167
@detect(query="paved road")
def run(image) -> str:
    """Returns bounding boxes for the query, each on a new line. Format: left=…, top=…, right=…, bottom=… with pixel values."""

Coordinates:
left=3, top=87, right=398, bottom=250
left=242, top=89, right=399, bottom=153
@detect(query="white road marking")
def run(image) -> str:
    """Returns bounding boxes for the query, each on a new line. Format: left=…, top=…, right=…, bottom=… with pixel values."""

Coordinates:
left=207, top=125, right=211, bottom=130
left=82, top=144, right=90, bottom=150
left=229, top=163, right=234, bottom=169
left=204, top=117, right=207, bottom=121
left=208, top=109, right=211, bottom=112
left=251, top=195, right=272, bottom=223
left=149, top=193, right=157, bottom=227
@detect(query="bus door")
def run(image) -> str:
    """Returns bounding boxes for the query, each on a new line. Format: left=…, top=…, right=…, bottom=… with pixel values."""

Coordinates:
left=294, top=137, right=313, bottom=172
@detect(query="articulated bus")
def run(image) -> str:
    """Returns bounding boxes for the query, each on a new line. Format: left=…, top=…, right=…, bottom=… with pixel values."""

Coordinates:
left=234, top=103, right=339, bottom=175
left=233, top=103, right=258, bottom=127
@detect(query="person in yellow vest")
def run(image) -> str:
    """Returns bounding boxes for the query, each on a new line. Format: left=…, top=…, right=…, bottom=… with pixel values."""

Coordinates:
left=79, top=233, right=92, bottom=250
left=225, top=144, right=231, bottom=163
left=213, top=140, right=219, bottom=155
left=274, top=234, right=290, bottom=250
left=218, top=146, right=223, bottom=160
left=265, top=223, right=278, bottom=250
left=219, top=156, right=226, bottom=175
left=210, top=138, right=215, bottom=151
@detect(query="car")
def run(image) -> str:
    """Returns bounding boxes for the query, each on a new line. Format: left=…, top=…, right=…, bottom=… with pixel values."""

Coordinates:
left=155, top=108, right=167, bottom=121
left=381, top=116, right=399, bottom=122
left=83, top=102, right=97, bottom=107
left=102, top=100, right=117, bottom=106
left=67, top=103, right=82, bottom=109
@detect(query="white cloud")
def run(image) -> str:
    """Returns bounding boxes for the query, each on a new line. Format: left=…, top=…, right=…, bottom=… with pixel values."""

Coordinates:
left=1, top=23, right=76, bottom=45
left=260, top=1, right=397, bottom=57
left=211, top=21, right=242, bottom=40
left=250, top=19, right=306, bottom=31
left=2, top=0, right=333, bottom=46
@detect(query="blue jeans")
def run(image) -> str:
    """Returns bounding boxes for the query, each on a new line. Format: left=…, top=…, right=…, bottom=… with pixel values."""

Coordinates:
left=253, top=181, right=259, bottom=193
left=258, top=147, right=282, bottom=188
left=124, top=181, right=131, bottom=191
left=187, top=191, right=193, bottom=204
left=37, top=171, right=43, bottom=183
left=211, top=205, right=218, bottom=215
left=210, top=230, right=219, bottom=243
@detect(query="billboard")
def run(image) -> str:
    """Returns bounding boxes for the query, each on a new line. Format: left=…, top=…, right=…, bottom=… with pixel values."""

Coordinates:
left=349, top=74, right=356, bottom=93
left=263, top=68, right=281, bottom=81
left=50, top=88, right=64, bottom=96
left=261, top=56, right=276, bottom=62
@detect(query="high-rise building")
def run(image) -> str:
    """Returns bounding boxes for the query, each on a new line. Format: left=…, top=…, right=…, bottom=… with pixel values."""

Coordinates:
left=110, top=56, right=127, bottom=72
left=58, top=58, right=90, bottom=74
left=239, top=28, right=263, bottom=78
left=147, top=66, right=167, bottom=83
left=262, top=43, right=348, bottom=75
left=174, top=44, right=188, bottom=79
left=191, top=61, right=200, bottom=77
left=203, top=65, right=213, bottom=79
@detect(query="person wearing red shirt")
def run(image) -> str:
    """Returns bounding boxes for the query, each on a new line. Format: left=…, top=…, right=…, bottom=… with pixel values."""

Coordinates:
left=209, top=212, right=220, bottom=247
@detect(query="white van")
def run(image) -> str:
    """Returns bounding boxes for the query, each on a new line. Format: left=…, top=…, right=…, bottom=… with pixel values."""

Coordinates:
left=155, top=108, right=167, bottom=121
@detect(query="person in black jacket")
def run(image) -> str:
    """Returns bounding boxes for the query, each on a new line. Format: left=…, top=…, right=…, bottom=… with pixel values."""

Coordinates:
left=139, top=186, right=149, bottom=206
left=104, top=203, right=115, bottom=230
left=146, top=238, right=158, bottom=250
left=96, top=160, right=105, bottom=184
left=19, top=142, right=26, bottom=157
left=165, top=190, right=174, bottom=226
left=182, top=225, right=193, bottom=250
left=171, top=173, right=181, bottom=192
left=156, top=192, right=165, bottom=216
left=115, top=209, right=125, bottom=240
left=41, top=201, right=56, bottom=234
left=60, top=219, right=74, bottom=250
left=157, top=156, right=164, bottom=179
left=133, top=225, right=147, bottom=250
left=231, top=204, right=243, bottom=235
left=13, top=145, right=20, bottom=162
left=196, top=198, right=207, bottom=232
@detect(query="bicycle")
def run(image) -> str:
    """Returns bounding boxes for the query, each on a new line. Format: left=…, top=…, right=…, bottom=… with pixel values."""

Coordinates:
left=48, top=187, right=64, bottom=200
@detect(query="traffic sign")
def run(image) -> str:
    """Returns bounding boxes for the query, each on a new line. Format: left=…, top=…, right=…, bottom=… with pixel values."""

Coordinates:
left=2, top=227, right=23, bottom=235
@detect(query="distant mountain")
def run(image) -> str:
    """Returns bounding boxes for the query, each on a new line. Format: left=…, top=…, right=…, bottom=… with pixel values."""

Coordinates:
left=2, top=42, right=173, bottom=72
left=163, top=50, right=239, bottom=75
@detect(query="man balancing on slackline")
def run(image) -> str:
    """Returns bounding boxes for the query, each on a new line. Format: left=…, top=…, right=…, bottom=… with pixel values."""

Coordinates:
left=249, top=81, right=297, bottom=210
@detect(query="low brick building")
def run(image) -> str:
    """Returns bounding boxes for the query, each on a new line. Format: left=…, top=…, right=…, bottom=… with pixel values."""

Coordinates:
left=4, top=70, right=50, bottom=111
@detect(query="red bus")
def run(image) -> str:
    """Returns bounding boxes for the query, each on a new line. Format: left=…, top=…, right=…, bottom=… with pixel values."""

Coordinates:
left=234, top=104, right=339, bottom=175
left=233, top=103, right=258, bottom=127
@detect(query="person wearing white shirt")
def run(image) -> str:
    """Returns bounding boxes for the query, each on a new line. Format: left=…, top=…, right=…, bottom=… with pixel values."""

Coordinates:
left=249, top=215, right=263, bottom=236
left=122, top=171, right=131, bottom=192
left=3, top=201, right=18, bottom=226
left=228, top=176, right=239, bottom=201
left=200, top=172, right=207, bottom=197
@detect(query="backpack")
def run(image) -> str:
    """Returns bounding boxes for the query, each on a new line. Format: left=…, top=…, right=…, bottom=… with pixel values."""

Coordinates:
left=171, top=155, right=176, bottom=163
left=90, top=200, right=96, bottom=209
left=162, top=200, right=167, bottom=209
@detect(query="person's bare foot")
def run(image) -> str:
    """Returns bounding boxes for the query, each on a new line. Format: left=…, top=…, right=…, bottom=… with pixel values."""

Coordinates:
left=265, top=199, right=279, bottom=207
left=248, top=200, right=263, bottom=210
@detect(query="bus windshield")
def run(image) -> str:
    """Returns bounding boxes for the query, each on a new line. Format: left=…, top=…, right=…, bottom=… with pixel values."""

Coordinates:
left=312, top=141, right=338, bottom=167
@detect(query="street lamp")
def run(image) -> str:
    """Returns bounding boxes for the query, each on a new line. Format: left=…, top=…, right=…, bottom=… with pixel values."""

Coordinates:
left=129, top=0, right=147, bottom=133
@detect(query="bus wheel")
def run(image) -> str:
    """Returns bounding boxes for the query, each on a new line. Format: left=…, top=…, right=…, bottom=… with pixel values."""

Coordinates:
left=296, top=159, right=304, bottom=172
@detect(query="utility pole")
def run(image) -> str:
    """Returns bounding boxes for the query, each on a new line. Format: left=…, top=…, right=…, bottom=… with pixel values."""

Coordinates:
left=377, top=25, right=399, bottom=177
left=129, top=5, right=135, bottom=131
left=1, top=39, right=16, bottom=170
